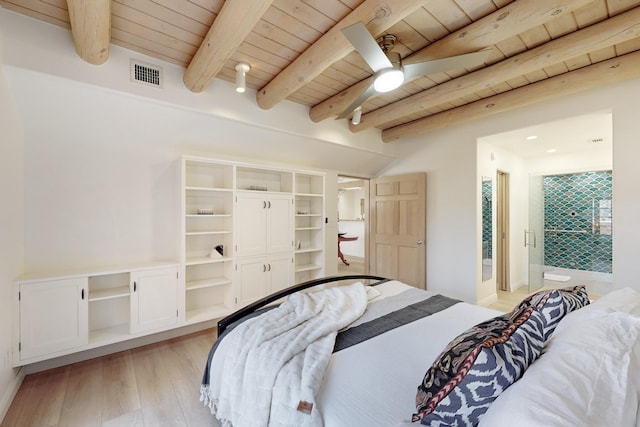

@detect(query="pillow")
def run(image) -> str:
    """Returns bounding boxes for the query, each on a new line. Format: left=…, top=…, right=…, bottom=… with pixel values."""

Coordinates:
left=512, top=285, right=590, bottom=340
left=479, top=294, right=640, bottom=427
left=412, top=306, right=545, bottom=426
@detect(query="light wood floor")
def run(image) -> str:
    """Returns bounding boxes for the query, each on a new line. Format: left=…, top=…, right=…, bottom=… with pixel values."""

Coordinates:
left=2, top=329, right=219, bottom=427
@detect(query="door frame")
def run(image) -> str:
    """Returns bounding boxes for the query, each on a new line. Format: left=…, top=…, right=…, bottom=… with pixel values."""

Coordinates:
left=496, top=170, right=510, bottom=291
left=337, top=175, right=370, bottom=272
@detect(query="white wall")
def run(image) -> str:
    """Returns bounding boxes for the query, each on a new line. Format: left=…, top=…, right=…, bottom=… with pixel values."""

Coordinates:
left=381, top=77, right=640, bottom=303
left=0, top=32, right=25, bottom=419
left=0, top=10, right=401, bottom=274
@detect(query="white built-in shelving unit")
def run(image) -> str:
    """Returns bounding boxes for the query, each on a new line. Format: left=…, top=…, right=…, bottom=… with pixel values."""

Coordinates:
left=13, top=156, right=325, bottom=367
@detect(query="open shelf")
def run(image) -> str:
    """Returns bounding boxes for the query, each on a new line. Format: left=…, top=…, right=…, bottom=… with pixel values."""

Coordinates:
left=185, top=186, right=233, bottom=193
left=185, top=230, right=232, bottom=236
left=186, top=277, right=232, bottom=291
left=89, top=323, right=130, bottom=344
left=185, top=305, right=233, bottom=324
left=295, top=247, right=323, bottom=254
left=88, top=286, right=129, bottom=302
left=295, top=263, right=322, bottom=273
left=185, top=257, right=232, bottom=266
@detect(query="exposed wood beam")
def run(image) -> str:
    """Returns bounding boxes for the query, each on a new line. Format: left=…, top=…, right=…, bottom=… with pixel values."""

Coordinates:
left=354, top=5, right=640, bottom=132
left=382, top=50, right=640, bottom=142
left=183, top=0, right=274, bottom=93
left=309, top=0, right=595, bottom=123
left=255, top=0, right=428, bottom=110
left=66, top=0, right=111, bottom=65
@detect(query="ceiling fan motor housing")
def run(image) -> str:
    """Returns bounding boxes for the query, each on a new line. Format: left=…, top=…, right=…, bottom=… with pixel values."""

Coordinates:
left=376, top=34, right=397, bottom=52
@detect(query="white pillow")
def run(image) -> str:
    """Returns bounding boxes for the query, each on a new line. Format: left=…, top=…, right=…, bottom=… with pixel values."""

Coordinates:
left=479, top=288, right=640, bottom=427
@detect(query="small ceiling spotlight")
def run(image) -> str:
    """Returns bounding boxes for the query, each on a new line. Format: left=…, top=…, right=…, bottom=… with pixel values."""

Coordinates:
left=235, top=62, right=250, bottom=93
left=352, top=106, right=362, bottom=125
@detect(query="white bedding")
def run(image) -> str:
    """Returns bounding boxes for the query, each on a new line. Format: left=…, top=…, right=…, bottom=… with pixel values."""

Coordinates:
left=480, top=288, right=640, bottom=427
left=204, top=280, right=501, bottom=427
left=317, top=291, right=500, bottom=427
left=207, top=282, right=640, bottom=426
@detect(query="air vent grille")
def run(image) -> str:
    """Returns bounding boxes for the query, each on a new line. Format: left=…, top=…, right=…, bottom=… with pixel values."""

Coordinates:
left=130, top=60, right=162, bottom=87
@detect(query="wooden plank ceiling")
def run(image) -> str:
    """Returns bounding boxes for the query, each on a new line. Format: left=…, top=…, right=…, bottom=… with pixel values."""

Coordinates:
left=3, top=0, right=640, bottom=142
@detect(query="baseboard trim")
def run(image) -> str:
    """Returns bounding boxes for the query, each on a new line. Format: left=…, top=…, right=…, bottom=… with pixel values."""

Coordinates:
left=477, top=293, right=498, bottom=306
left=0, top=367, right=25, bottom=423
left=23, top=320, right=217, bottom=375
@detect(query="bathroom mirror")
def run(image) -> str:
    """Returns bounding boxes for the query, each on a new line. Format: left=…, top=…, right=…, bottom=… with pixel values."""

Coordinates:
left=482, top=176, right=493, bottom=281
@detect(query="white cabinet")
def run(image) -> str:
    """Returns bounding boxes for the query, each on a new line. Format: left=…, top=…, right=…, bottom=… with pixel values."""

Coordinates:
left=130, top=266, right=179, bottom=333
left=180, top=156, right=324, bottom=321
left=18, top=277, right=88, bottom=361
left=16, top=263, right=178, bottom=365
left=235, top=192, right=293, bottom=257
left=236, top=253, right=293, bottom=307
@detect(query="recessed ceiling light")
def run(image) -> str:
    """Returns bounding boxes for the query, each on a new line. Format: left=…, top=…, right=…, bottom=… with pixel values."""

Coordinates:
left=526, top=135, right=538, bottom=140
left=547, top=148, right=557, bottom=153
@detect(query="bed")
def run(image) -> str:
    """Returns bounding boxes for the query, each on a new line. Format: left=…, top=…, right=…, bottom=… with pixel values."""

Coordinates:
left=200, top=275, right=640, bottom=427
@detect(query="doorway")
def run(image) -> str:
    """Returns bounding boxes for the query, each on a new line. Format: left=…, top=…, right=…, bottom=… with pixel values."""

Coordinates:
left=337, top=176, right=368, bottom=274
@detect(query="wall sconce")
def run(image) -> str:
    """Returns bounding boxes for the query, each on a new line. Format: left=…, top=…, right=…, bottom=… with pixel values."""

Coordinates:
left=235, top=62, right=250, bottom=93
left=352, top=106, right=362, bottom=125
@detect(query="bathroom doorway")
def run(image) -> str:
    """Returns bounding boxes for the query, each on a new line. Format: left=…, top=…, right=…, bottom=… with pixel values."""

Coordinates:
left=480, top=111, right=613, bottom=297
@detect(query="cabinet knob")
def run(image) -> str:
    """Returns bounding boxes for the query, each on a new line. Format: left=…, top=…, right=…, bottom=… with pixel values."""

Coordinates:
left=81, top=288, right=85, bottom=300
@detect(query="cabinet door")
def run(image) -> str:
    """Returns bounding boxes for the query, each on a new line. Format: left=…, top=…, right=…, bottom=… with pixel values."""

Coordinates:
left=267, top=194, right=293, bottom=253
left=268, top=253, right=293, bottom=294
left=130, top=267, right=179, bottom=334
left=235, top=257, right=269, bottom=307
left=19, top=277, right=88, bottom=360
left=235, top=193, right=268, bottom=257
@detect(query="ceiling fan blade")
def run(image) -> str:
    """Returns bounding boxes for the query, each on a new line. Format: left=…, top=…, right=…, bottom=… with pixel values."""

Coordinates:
left=342, top=22, right=392, bottom=73
left=336, top=82, right=378, bottom=120
left=403, top=49, right=493, bottom=81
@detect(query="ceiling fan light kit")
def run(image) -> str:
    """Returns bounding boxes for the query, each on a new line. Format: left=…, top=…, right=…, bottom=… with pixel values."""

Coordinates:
left=373, top=51, right=404, bottom=92
left=339, top=22, right=492, bottom=120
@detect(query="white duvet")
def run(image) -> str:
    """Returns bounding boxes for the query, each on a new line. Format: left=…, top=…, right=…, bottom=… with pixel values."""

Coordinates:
left=480, top=288, right=640, bottom=427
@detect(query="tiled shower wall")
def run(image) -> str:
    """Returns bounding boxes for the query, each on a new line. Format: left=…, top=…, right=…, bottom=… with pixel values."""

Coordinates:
left=482, top=179, right=492, bottom=259
left=543, top=170, right=612, bottom=273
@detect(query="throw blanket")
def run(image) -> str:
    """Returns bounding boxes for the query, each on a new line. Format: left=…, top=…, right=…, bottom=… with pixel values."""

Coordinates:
left=201, top=282, right=368, bottom=427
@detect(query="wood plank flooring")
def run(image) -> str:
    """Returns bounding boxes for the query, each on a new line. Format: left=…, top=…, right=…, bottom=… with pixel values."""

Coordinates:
left=1, top=329, right=218, bottom=427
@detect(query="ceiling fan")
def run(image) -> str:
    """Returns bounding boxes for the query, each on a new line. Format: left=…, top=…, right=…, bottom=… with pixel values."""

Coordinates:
left=338, top=22, right=492, bottom=120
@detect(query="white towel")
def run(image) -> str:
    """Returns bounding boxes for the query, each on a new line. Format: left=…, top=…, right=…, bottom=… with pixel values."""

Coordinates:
left=202, top=282, right=368, bottom=427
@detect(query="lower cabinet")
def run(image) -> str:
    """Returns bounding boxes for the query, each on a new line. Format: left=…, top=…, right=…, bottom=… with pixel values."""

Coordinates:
left=16, top=263, right=178, bottom=365
left=18, top=277, right=88, bottom=361
left=130, top=267, right=179, bottom=333
left=236, top=253, right=293, bottom=307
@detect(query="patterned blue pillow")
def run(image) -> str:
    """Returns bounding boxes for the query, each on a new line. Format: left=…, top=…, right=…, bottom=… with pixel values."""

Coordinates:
left=513, top=285, right=589, bottom=340
left=413, top=306, right=545, bottom=426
